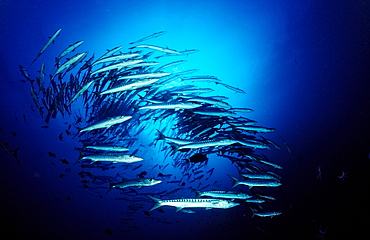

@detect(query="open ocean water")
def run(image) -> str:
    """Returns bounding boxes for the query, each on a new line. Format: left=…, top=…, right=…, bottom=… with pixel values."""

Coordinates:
left=0, top=0, right=369, bottom=239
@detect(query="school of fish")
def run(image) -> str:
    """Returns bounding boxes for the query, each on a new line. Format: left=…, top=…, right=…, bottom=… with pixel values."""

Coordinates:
left=19, top=29, right=283, bottom=219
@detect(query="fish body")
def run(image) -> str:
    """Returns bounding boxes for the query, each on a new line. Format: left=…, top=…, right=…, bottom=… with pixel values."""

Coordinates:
left=134, top=44, right=181, bottom=55
left=228, top=174, right=281, bottom=188
left=92, top=53, right=140, bottom=66
left=83, top=145, right=129, bottom=152
left=117, top=72, right=171, bottom=80
left=91, top=60, right=143, bottom=75
left=81, top=153, right=143, bottom=163
left=79, top=115, right=132, bottom=132
left=31, top=28, right=61, bottom=64
left=147, top=196, right=239, bottom=212
left=101, top=78, right=160, bottom=95
left=195, top=190, right=252, bottom=200
left=108, top=178, right=162, bottom=192
left=130, top=31, right=166, bottom=45
left=138, top=102, right=202, bottom=111
left=57, top=40, right=84, bottom=61
left=178, top=139, right=237, bottom=150
left=52, top=52, right=88, bottom=79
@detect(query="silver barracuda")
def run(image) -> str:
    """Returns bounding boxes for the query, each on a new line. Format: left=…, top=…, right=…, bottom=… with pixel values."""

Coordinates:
left=241, top=172, right=279, bottom=180
left=108, top=178, right=162, bottom=192
left=57, top=40, right=84, bottom=61
left=237, top=126, right=276, bottom=133
left=156, top=129, right=196, bottom=145
left=92, top=53, right=140, bottom=66
left=101, top=78, right=160, bottom=95
left=90, top=60, right=143, bottom=75
left=79, top=115, right=132, bottom=133
left=83, top=145, right=129, bottom=152
left=52, top=52, right=88, bottom=79
left=177, top=139, right=238, bottom=150
left=80, top=153, right=143, bottom=163
left=138, top=102, right=202, bottom=111
left=68, top=79, right=96, bottom=105
left=195, top=190, right=252, bottom=200
left=147, top=196, right=239, bottom=212
left=129, top=31, right=166, bottom=45
left=228, top=174, right=281, bottom=188
left=134, top=44, right=182, bottom=55
left=117, top=72, right=171, bottom=80
left=31, top=28, right=62, bottom=65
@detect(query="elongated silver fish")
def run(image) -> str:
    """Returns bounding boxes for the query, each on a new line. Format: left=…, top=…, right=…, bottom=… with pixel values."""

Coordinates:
left=117, top=72, right=171, bottom=80
left=79, top=115, right=132, bottom=133
left=90, top=60, right=143, bottom=75
left=177, top=139, right=237, bottom=150
left=52, top=52, right=88, bottom=79
left=31, top=28, right=61, bottom=65
left=92, top=53, right=140, bottom=66
left=80, top=153, right=142, bottom=163
left=129, top=31, right=166, bottom=45
left=101, top=78, right=160, bottom=95
left=68, top=79, right=95, bottom=105
left=228, top=174, right=281, bottom=188
left=108, top=178, right=162, bottom=193
left=83, top=145, right=129, bottom=152
left=134, top=44, right=181, bottom=55
left=138, top=102, right=202, bottom=111
left=57, top=40, right=84, bottom=61
left=195, top=190, right=252, bottom=200
left=147, top=196, right=239, bottom=212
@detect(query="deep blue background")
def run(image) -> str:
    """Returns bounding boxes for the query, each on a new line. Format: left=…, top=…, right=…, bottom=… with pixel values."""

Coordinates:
left=1, top=0, right=369, bottom=239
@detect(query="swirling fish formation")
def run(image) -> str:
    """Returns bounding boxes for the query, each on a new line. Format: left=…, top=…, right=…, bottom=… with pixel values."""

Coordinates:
left=20, top=29, right=282, bottom=217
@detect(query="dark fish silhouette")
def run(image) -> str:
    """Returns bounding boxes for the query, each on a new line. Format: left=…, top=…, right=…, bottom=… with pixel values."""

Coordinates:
left=185, top=153, right=208, bottom=163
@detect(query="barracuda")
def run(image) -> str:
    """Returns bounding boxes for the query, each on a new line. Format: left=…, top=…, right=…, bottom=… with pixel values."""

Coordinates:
left=108, top=178, right=162, bottom=192
left=147, top=196, right=239, bottom=212
left=138, top=102, right=202, bottom=110
left=90, top=60, right=143, bottom=75
left=31, top=28, right=62, bottom=65
left=83, top=145, right=129, bottom=152
left=79, top=115, right=132, bottom=132
left=195, top=190, right=252, bottom=200
left=228, top=174, right=281, bottom=188
left=177, top=139, right=237, bottom=150
left=101, top=78, right=160, bottom=95
left=92, top=53, right=140, bottom=66
left=52, top=52, right=88, bottom=79
left=80, top=153, right=143, bottom=163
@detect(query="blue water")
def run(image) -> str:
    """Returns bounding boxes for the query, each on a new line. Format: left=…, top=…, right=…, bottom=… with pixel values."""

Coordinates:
left=1, top=1, right=369, bottom=239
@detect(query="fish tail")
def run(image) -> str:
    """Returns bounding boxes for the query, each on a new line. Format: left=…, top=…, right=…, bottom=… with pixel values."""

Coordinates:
left=156, top=129, right=166, bottom=140
left=227, top=174, right=239, bottom=188
left=147, top=195, right=161, bottom=211
left=106, top=180, right=114, bottom=193
left=193, top=189, right=201, bottom=198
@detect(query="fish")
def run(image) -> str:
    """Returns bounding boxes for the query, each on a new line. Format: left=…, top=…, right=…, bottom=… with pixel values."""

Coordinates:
left=51, top=52, right=88, bottom=79
left=129, top=31, right=166, bottom=45
left=241, top=172, right=278, bottom=180
left=83, top=145, right=129, bottom=152
left=92, top=53, right=140, bottom=66
left=68, top=79, right=96, bottom=105
left=133, top=44, right=181, bottom=55
left=107, top=178, right=162, bottom=192
left=195, top=190, right=252, bottom=200
left=80, top=153, right=143, bottom=163
left=31, top=28, right=62, bottom=65
left=147, top=196, right=239, bottom=212
left=101, top=78, right=160, bottom=95
left=117, top=72, right=171, bottom=80
left=176, top=139, right=238, bottom=151
left=138, top=102, right=202, bottom=111
left=227, top=174, right=281, bottom=188
left=90, top=60, right=143, bottom=75
left=57, top=40, right=84, bottom=61
left=79, top=115, right=132, bottom=133
left=250, top=208, right=282, bottom=218
left=185, top=153, right=208, bottom=163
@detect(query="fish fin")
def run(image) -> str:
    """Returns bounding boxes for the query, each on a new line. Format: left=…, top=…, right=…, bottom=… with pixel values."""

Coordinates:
left=205, top=207, right=212, bottom=210
left=193, top=189, right=201, bottom=198
left=147, top=195, right=161, bottom=211
left=176, top=207, right=183, bottom=212
left=156, top=129, right=166, bottom=140
left=227, top=174, right=239, bottom=188
left=106, top=180, right=114, bottom=193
